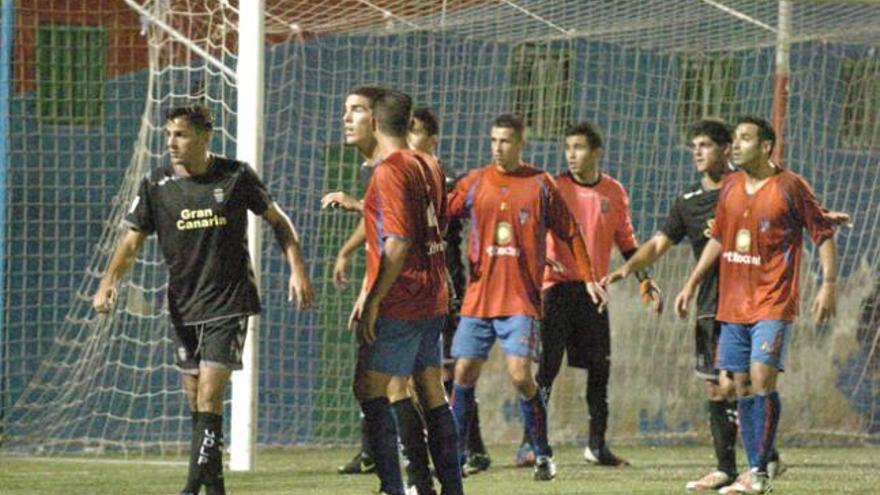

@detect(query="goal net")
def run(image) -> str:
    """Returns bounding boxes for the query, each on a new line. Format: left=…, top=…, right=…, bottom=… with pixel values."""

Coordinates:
left=2, top=0, right=879, bottom=456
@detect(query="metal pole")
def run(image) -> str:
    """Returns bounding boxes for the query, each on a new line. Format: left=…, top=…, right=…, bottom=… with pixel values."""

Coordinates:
left=771, top=0, right=791, bottom=167
left=230, top=0, right=264, bottom=472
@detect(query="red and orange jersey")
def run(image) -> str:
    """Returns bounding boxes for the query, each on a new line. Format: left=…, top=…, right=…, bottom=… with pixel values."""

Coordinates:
left=544, top=172, right=638, bottom=287
left=448, top=163, right=579, bottom=319
left=712, top=169, right=835, bottom=323
left=362, top=149, right=449, bottom=320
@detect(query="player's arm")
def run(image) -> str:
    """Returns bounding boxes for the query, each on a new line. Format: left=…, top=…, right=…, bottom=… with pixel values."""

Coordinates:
left=354, top=236, right=411, bottom=344
left=810, top=236, right=838, bottom=324
left=93, top=229, right=147, bottom=313
left=262, top=203, right=314, bottom=310
left=333, top=219, right=366, bottom=290
left=674, top=237, right=721, bottom=319
left=569, top=230, right=609, bottom=313
left=321, top=191, right=363, bottom=212
left=606, top=233, right=674, bottom=284
left=620, top=246, right=663, bottom=315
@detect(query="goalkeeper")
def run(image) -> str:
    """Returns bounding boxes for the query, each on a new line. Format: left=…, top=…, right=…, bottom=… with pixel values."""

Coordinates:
left=93, top=104, right=314, bottom=495
left=517, top=121, right=661, bottom=468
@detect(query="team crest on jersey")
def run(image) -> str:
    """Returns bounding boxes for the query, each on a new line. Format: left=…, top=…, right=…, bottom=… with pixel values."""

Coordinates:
left=213, top=188, right=224, bottom=203
left=601, top=198, right=609, bottom=213
left=703, top=218, right=715, bottom=239
left=518, top=208, right=530, bottom=225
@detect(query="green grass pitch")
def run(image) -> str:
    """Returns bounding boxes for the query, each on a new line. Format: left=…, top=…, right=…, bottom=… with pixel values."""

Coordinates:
left=1, top=445, right=877, bottom=494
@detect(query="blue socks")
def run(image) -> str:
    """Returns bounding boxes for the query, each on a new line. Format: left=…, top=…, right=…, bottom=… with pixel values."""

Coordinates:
left=738, top=392, right=781, bottom=472
left=519, top=392, right=552, bottom=458
left=361, top=397, right=404, bottom=495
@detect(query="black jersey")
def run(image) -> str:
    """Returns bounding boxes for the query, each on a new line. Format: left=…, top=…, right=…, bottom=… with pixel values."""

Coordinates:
left=124, top=156, right=273, bottom=325
left=659, top=182, right=721, bottom=318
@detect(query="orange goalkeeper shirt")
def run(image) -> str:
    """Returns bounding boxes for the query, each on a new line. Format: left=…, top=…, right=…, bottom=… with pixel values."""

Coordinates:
left=544, top=172, right=637, bottom=288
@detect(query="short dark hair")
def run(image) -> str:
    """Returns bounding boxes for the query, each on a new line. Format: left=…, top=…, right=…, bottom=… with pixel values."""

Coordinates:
left=349, top=84, right=387, bottom=109
left=736, top=115, right=776, bottom=154
left=165, top=104, right=213, bottom=132
left=565, top=121, right=603, bottom=149
left=492, top=113, right=525, bottom=140
left=688, top=118, right=732, bottom=147
left=373, top=90, right=413, bottom=138
left=411, top=107, right=439, bottom=137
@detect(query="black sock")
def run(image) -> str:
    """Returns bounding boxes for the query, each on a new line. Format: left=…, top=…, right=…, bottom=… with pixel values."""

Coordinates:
left=586, top=366, right=609, bottom=451
left=391, top=398, right=432, bottom=490
left=360, top=415, right=374, bottom=459
left=183, top=412, right=202, bottom=494
left=467, top=400, right=486, bottom=455
left=362, top=397, right=404, bottom=495
left=709, top=400, right=738, bottom=476
left=425, top=404, right=464, bottom=495
left=199, top=412, right=225, bottom=495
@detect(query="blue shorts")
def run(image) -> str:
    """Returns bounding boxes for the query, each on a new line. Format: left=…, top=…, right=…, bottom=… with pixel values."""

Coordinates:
left=450, top=315, right=539, bottom=361
left=718, top=320, right=792, bottom=373
left=361, top=316, right=444, bottom=376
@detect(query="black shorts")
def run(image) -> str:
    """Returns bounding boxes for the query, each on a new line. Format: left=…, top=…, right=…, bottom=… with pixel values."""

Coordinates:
left=694, top=316, right=722, bottom=380
left=172, top=316, right=249, bottom=375
left=541, top=281, right=609, bottom=369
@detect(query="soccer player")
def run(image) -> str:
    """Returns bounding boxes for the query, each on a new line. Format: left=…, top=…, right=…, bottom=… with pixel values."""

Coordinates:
left=92, top=104, right=314, bottom=495
left=673, top=116, right=840, bottom=494
left=605, top=118, right=746, bottom=489
left=326, top=93, right=437, bottom=495
left=448, top=113, right=608, bottom=481
left=520, top=121, right=661, bottom=469
left=409, top=107, right=491, bottom=475
left=346, top=88, right=463, bottom=495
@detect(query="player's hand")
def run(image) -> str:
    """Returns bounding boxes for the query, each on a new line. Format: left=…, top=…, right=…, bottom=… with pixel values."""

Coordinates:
left=332, top=253, right=350, bottom=290
left=640, top=279, right=663, bottom=315
left=288, top=269, right=314, bottom=310
left=348, top=291, right=366, bottom=331
left=823, top=209, right=852, bottom=228
left=585, top=281, right=608, bottom=314
left=92, top=281, right=117, bottom=314
left=601, top=266, right=628, bottom=286
left=321, top=191, right=360, bottom=212
left=673, top=284, right=694, bottom=319
left=811, top=282, right=837, bottom=324
left=355, top=298, right=380, bottom=345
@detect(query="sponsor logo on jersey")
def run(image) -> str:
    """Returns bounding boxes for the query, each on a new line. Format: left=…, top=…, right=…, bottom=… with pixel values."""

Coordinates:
left=735, top=228, right=751, bottom=252
left=486, top=245, right=520, bottom=257
left=176, top=207, right=228, bottom=230
left=426, top=240, right=447, bottom=255
left=495, top=221, right=513, bottom=245
left=722, top=250, right=761, bottom=266
left=213, top=187, right=224, bottom=203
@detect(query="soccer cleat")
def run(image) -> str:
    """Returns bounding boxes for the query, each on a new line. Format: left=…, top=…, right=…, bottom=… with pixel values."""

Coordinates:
left=685, top=470, right=734, bottom=491
left=766, top=452, right=786, bottom=480
left=337, top=451, right=376, bottom=474
left=515, top=441, right=536, bottom=467
left=463, top=452, right=491, bottom=474
left=533, top=456, right=557, bottom=481
left=717, top=469, right=771, bottom=494
left=583, top=445, right=631, bottom=467
left=405, top=485, right=437, bottom=495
